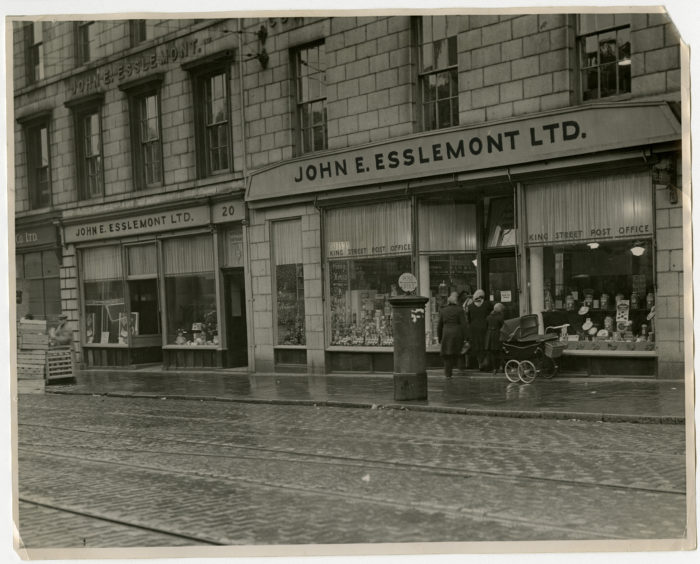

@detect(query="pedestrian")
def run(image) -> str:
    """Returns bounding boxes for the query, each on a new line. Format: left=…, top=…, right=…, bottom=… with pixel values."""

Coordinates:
left=457, top=290, right=471, bottom=371
left=50, top=314, right=73, bottom=347
left=467, top=288, right=493, bottom=371
left=485, top=302, right=505, bottom=374
left=437, top=291, right=468, bottom=378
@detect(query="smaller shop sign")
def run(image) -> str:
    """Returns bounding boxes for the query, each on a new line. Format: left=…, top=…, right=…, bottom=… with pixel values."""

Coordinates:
left=527, top=223, right=651, bottom=244
left=15, top=223, right=58, bottom=249
left=328, top=241, right=412, bottom=258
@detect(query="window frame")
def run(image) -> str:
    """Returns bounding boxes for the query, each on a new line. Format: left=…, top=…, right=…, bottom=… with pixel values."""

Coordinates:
left=291, top=40, right=328, bottom=155
left=119, top=75, right=165, bottom=191
left=415, top=15, right=459, bottom=132
left=65, top=93, right=105, bottom=201
left=75, top=21, right=95, bottom=66
left=183, top=53, right=234, bottom=179
left=25, top=21, right=44, bottom=84
left=17, top=111, right=53, bottom=210
left=576, top=15, right=632, bottom=102
left=130, top=20, right=149, bottom=46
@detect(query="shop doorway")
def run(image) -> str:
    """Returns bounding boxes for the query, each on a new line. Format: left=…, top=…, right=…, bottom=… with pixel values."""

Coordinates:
left=223, top=268, right=248, bottom=367
left=483, top=252, right=520, bottom=320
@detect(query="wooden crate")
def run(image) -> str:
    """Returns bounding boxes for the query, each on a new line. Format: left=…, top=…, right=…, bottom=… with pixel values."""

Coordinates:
left=17, top=350, right=47, bottom=379
left=46, top=348, right=74, bottom=382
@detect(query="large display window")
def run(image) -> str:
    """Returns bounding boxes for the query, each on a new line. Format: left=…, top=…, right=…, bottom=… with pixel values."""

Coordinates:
left=273, top=219, right=305, bottom=345
left=418, top=198, right=478, bottom=346
left=82, top=246, right=126, bottom=345
left=326, top=201, right=412, bottom=347
left=538, top=240, right=654, bottom=344
left=163, top=236, right=217, bottom=346
left=525, top=171, right=655, bottom=350
left=16, top=250, right=61, bottom=326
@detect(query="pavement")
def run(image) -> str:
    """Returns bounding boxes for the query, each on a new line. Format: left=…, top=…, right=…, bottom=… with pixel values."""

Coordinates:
left=33, top=366, right=689, bottom=424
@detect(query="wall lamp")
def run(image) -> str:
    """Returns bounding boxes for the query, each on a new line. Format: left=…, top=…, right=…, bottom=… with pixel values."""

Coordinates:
left=630, top=241, right=646, bottom=257
left=587, top=242, right=600, bottom=250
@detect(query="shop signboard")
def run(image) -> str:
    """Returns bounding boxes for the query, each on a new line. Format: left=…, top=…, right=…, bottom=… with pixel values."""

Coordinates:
left=65, top=205, right=211, bottom=244
left=15, top=223, right=58, bottom=249
left=248, top=102, right=681, bottom=202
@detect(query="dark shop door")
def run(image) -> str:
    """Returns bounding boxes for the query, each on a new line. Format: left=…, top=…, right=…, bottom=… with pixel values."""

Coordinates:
left=483, top=252, right=520, bottom=320
left=224, top=268, right=248, bottom=367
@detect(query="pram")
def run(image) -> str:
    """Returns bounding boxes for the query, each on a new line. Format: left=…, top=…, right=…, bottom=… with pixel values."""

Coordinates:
left=500, top=314, right=569, bottom=383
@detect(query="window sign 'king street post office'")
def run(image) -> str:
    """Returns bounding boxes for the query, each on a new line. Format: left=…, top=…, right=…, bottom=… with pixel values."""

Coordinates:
left=246, top=102, right=681, bottom=202
left=64, top=200, right=244, bottom=244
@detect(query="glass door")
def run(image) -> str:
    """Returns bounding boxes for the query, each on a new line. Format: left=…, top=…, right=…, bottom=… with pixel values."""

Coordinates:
left=483, top=252, right=519, bottom=320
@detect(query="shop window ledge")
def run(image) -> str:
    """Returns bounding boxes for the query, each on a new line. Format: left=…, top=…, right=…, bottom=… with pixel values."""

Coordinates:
left=326, top=346, right=393, bottom=353
left=561, top=349, right=657, bottom=357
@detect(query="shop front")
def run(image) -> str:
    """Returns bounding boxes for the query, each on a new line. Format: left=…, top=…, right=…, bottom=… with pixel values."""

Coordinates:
left=15, top=214, right=62, bottom=329
left=247, top=101, right=682, bottom=377
left=62, top=196, right=248, bottom=369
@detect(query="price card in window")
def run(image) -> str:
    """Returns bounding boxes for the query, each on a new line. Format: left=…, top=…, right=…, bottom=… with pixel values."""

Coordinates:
left=500, top=290, right=512, bottom=303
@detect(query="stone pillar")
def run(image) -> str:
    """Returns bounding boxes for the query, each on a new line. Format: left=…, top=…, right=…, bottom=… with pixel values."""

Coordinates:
left=389, top=295, right=429, bottom=401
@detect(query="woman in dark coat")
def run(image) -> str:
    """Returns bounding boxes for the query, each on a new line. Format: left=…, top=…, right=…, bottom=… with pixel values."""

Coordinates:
left=438, top=292, right=468, bottom=378
left=485, top=303, right=505, bottom=374
left=467, top=289, right=493, bottom=371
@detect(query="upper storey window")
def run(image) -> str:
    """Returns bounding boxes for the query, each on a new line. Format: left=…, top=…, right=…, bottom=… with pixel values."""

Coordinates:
left=75, top=21, right=96, bottom=65
left=183, top=52, right=234, bottom=178
left=418, top=16, right=459, bottom=131
left=25, top=22, right=45, bottom=83
left=130, top=20, right=154, bottom=46
left=292, top=41, right=328, bottom=154
left=578, top=14, right=631, bottom=101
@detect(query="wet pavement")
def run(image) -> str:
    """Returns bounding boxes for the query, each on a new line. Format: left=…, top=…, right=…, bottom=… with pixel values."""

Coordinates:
left=40, top=368, right=688, bottom=423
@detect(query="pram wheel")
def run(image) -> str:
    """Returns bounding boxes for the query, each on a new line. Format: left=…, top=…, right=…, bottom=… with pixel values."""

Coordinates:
left=505, top=360, right=521, bottom=383
left=519, top=360, right=537, bottom=383
left=540, top=356, right=558, bottom=379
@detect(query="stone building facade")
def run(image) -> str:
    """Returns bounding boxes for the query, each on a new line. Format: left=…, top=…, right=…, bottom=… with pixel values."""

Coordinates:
left=12, top=14, right=685, bottom=377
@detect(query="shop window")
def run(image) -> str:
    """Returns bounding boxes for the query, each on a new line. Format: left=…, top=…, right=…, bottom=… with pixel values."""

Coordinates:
left=578, top=14, right=631, bottom=101
left=418, top=199, right=478, bottom=346
left=273, top=220, right=305, bottom=345
left=525, top=172, right=654, bottom=348
left=417, top=16, right=459, bottom=131
left=292, top=41, right=327, bottom=154
left=75, top=21, right=96, bottom=66
left=16, top=250, right=61, bottom=325
left=25, top=22, right=44, bottom=83
left=539, top=240, right=654, bottom=342
left=326, top=201, right=412, bottom=347
left=126, top=244, right=159, bottom=337
left=163, top=236, right=217, bottom=346
left=485, top=196, right=516, bottom=247
left=184, top=54, right=234, bottom=178
left=23, top=118, right=52, bottom=209
left=82, top=246, right=126, bottom=345
left=66, top=95, right=105, bottom=200
left=121, top=76, right=164, bottom=190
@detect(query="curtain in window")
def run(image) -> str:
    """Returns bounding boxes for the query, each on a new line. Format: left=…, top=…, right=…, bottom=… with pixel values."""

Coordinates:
left=419, top=200, right=477, bottom=252
left=127, top=245, right=157, bottom=276
left=221, top=225, right=244, bottom=268
left=163, top=236, right=214, bottom=275
left=525, top=172, right=652, bottom=245
left=273, top=220, right=302, bottom=266
left=325, top=201, right=411, bottom=258
left=82, top=246, right=123, bottom=280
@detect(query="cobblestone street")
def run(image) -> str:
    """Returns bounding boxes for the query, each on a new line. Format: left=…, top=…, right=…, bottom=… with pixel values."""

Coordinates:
left=15, top=393, right=687, bottom=551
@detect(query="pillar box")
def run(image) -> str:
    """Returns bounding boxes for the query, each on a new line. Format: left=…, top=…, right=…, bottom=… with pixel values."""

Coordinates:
left=389, top=295, right=429, bottom=401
